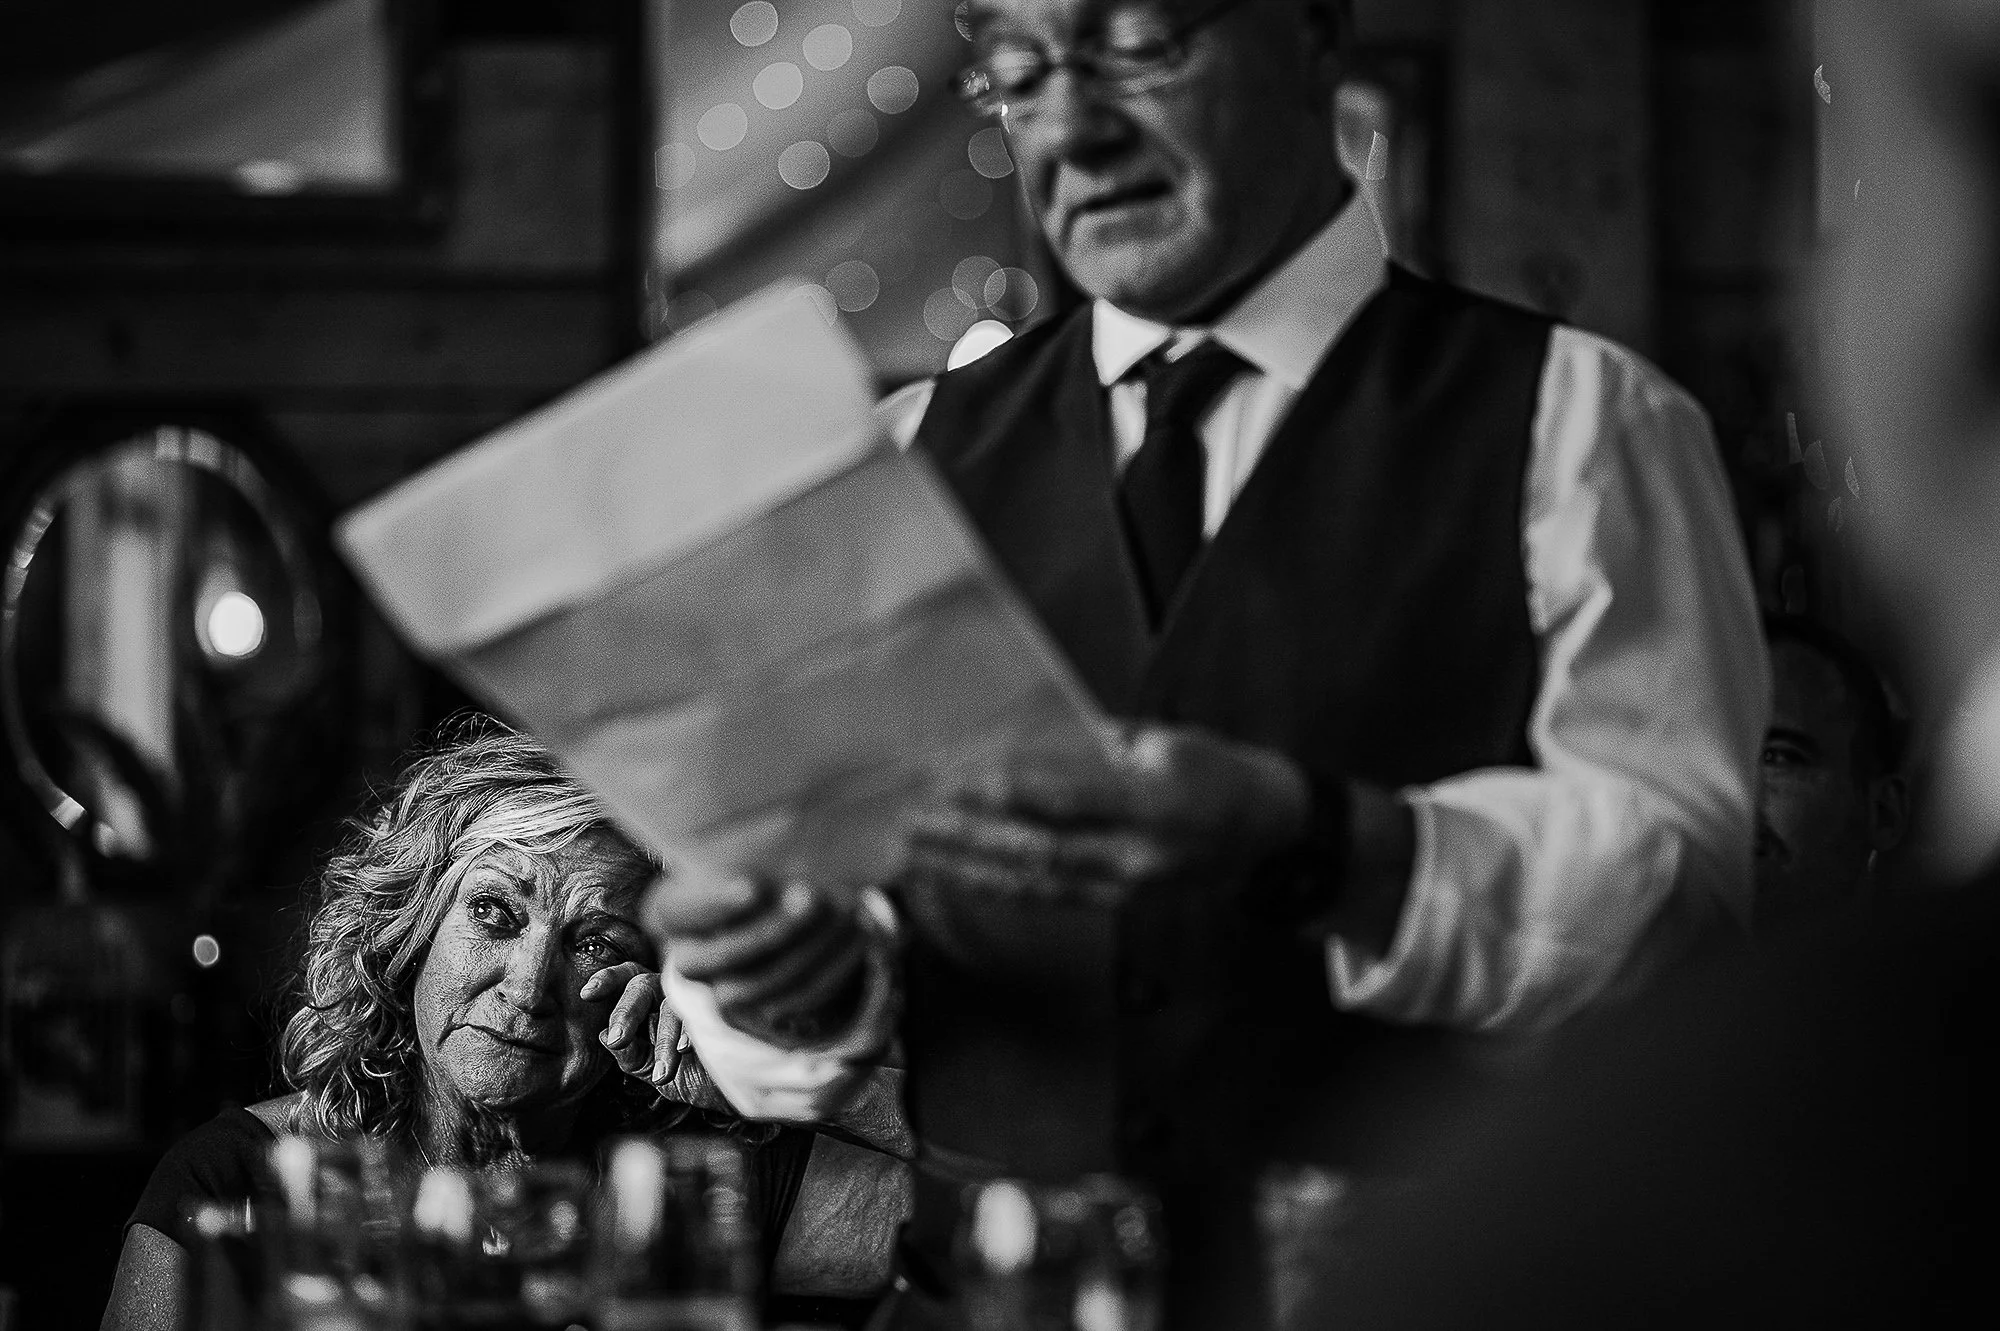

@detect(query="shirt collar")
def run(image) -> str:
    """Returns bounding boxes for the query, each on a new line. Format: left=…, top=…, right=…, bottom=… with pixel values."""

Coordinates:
left=1089, top=190, right=1390, bottom=390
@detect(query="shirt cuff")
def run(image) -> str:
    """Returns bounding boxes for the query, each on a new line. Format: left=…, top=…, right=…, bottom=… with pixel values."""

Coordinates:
left=665, top=889, right=902, bottom=1122
left=1323, top=788, right=1433, bottom=1013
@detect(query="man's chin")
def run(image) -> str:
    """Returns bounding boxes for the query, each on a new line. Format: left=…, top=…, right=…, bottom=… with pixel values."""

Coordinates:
left=1059, top=233, right=1215, bottom=320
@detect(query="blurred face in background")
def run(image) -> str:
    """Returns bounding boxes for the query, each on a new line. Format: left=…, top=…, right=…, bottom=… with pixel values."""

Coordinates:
left=974, top=0, right=1349, bottom=322
left=1755, top=640, right=1905, bottom=924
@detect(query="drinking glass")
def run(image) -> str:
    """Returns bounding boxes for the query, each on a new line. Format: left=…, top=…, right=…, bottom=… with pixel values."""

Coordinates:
left=588, top=1136, right=758, bottom=1331
left=182, top=1200, right=263, bottom=1331
left=954, top=1175, right=1166, bottom=1331
left=406, top=1160, right=593, bottom=1330
left=264, top=1134, right=409, bottom=1331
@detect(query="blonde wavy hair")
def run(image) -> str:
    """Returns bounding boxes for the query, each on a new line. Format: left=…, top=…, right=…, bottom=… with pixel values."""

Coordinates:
left=278, top=715, right=661, bottom=1143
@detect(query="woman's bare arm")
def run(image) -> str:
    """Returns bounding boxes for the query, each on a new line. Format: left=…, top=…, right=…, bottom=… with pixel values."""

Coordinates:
left=101, top=1224, right=184, bottom=1331
left=770, top=1135, right=913, bottom=1297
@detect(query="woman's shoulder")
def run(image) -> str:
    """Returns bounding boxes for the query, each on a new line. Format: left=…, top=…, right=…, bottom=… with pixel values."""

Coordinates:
left=245, top=1092, right=304, bottom=1137
left=126, top=1100, right=289, bottom=1240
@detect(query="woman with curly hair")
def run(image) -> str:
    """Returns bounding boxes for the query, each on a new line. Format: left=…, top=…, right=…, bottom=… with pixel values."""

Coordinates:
left=102, top=718, right=906, bottom=1329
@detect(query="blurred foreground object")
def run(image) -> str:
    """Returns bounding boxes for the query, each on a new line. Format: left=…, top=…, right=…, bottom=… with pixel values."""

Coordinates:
left=953, top=1176, right=1163, bottom=1331
left=591, top=1137, right=759, bottom=1331
left=1818, top=0, right=2000, bottom=877
left=337, top=284, right=1114, bottom=890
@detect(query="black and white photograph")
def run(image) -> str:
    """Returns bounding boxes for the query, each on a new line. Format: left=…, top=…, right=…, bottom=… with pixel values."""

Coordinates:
left=0, top=1, right=1993, bottom=1327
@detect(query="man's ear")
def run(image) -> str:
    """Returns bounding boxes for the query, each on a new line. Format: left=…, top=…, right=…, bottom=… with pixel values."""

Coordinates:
left=1868, top=773, right=1910, bottom=852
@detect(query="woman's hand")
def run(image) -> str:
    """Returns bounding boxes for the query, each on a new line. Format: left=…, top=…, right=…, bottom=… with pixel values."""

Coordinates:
left=581, top=962, right=687, bottom=1096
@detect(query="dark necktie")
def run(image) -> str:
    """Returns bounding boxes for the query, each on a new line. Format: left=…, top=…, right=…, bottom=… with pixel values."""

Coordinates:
left=1117, top=339, right=1247, bottom=627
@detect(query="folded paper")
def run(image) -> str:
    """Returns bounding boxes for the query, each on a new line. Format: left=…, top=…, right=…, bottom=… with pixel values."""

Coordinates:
left=337, top=284, right=1113, bottom=888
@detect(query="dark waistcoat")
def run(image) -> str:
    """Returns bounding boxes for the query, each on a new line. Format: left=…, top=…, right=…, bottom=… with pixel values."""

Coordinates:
left=895, top=268, right=1552, bottom=1312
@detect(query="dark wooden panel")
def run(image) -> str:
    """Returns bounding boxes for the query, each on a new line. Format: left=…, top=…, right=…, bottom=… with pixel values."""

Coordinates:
left=266, top=407, right=518, bottom=506
left=0, top=285, right=614, bottom=394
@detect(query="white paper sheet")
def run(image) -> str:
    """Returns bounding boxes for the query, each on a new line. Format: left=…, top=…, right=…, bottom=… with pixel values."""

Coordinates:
left=336, top=285, right=1114, bottom=889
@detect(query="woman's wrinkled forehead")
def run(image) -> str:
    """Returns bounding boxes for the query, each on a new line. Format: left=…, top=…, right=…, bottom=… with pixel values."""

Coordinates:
left=450, top=822, right=655, bottom=917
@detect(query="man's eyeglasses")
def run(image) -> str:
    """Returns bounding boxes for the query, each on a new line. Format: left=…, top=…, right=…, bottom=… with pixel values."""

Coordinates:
left=953, top=0, right=1249, bottom=120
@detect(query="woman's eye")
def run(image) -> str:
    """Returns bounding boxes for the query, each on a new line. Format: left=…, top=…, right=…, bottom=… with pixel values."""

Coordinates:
left=467, top=896, right=517, bottom=930
left=576, top=934, right=625, bottom=964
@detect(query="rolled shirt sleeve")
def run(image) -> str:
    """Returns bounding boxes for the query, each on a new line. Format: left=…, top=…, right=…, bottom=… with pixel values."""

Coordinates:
left=1326, top=326, right=1769, bottom=1031
left=667, top=888, right=902, bottom=1122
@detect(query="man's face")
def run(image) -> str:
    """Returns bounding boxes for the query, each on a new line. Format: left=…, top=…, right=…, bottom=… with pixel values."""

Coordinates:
left=1754, top=642, right=1883, bottom=923
left=970, top=0, right=1344, bottom=322
left=413, top=833, right=655, bottom=1118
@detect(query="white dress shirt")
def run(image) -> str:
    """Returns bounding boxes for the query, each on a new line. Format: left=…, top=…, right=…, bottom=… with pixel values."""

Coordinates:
left=667, top=196, right=1770, bottom=1118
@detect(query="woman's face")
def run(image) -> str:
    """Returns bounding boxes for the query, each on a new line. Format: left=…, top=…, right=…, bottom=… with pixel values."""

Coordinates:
left=412, top=831, right=654, bottom=1120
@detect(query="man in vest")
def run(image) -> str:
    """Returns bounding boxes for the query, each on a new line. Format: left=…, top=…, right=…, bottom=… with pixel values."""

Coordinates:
left=648, top=0, right=1765, bottom=1322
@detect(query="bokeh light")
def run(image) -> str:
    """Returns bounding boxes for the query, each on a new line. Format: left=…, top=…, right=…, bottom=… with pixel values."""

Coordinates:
left=206, top=591, right=266, bottom=659
left=968, top=127, right=1014, bottom=179
left=235, top=160, right=304, bottom=195
left=804, top=24, right=855, bottom=72
left=940, top=170, right=994, bottom=220
left=731, top=2, right=780, bottom=47
left=984, top=266, right=1041, bottom=320
left=827, top=109, right=879, bottom=158
left=697, top=103, right=750, bottom=151
left=853, top=0, right=902, bottom=27
left=827, top=259, right=882, bottom=312
left=192, top=934, right=222, bottom=968
left=924, top=287, right=978, bottom=342
left=778, top=140, right=832, bottom=190
left=953, top=255, right=1002, bottom=309
left=755, top=62, right=805, bottom=111
left=866, top=66, right=920, bottom=114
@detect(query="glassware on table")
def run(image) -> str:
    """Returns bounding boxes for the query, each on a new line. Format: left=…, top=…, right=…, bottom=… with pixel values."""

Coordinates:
left=483, top=1162, right=594, bottom=1328
left=182, top=1199, right=264, bottom=1331
left=265, top=1133, right=410, bottom=1330
left=1253, top=1162, right=1354, bottom=1331
left=589, top=1136, right=758, bottom=1331
left=407, top=1160, right=596, bottom=1330
left=954, top=1175, right=1166, bottom=1331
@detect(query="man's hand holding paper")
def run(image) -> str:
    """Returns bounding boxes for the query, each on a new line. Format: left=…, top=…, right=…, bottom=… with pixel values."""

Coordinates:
left=902, top=723, right=1313, bottom=909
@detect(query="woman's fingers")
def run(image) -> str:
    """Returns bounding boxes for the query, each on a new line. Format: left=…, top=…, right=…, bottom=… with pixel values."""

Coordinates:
left=599, top=971, right=665, bottom=1075
left=650, top=1006, right=685, bottom=1088
left=659, top=1049, right=732, bottom=1113
left=579, top=960, right=648, bottom=1004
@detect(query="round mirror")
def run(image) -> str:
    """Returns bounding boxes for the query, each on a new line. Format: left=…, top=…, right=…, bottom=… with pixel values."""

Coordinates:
left=0, top=417, right=346, bottom=890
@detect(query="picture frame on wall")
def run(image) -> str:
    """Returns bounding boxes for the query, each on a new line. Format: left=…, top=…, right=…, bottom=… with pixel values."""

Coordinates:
left=0, top=0, right=446, bottom=236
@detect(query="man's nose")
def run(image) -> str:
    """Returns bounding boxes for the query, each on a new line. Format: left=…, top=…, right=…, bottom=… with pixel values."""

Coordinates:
left=1019, top=67, right=1131, bottom=161
left=498, top=926, right=562, bottom=1014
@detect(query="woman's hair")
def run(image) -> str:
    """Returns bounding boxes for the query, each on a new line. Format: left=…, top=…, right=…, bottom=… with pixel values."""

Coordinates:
left=278, top=714, right=661, bottom=1143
